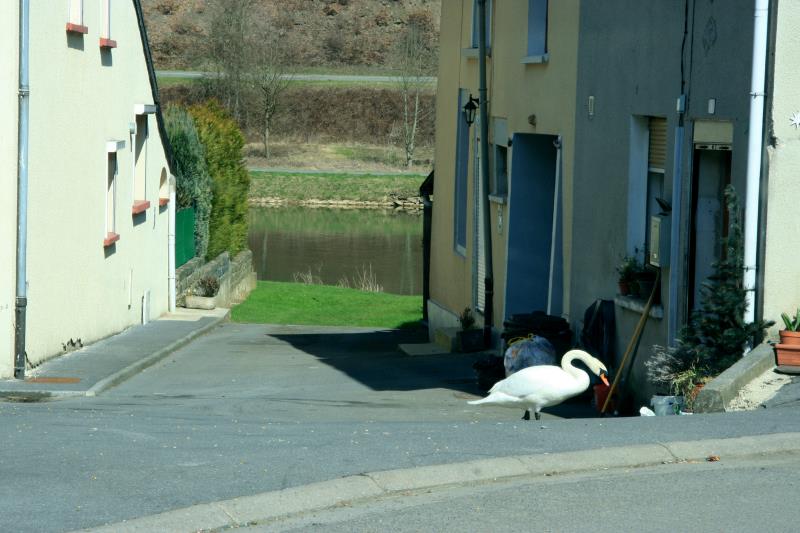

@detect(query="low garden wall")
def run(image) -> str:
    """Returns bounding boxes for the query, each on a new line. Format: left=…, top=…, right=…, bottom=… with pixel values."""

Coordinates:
left=176, top=250, right=256, bottom=308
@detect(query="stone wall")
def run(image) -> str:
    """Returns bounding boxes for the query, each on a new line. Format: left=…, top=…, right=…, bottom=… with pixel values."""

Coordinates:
left=176, top=250, right=256, bottom=308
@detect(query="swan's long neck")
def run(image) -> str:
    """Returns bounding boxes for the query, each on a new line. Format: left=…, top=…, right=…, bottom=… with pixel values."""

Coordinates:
left=560, top=350, right=591, bottom=390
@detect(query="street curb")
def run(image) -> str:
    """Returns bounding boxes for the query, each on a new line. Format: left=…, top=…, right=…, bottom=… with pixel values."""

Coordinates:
left=85, top=310, right=230, bottom=397
left=694, top=342, right=775, bottom=413
left=78, top=432, right=800, bottom=533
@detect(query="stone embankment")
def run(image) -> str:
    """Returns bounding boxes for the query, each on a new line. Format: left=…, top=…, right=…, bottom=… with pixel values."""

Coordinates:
left=249, top=195, right=424, bottom=213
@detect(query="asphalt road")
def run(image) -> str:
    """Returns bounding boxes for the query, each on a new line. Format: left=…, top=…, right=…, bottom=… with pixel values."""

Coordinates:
left=2, top=323, right=799, bottom=532
left=245, top=454, right=800, bottom=532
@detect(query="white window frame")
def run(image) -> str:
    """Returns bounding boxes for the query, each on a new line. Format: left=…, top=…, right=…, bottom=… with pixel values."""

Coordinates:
left=105, top=141, right=125, bottom=241
left=68, top=0, right=84, bottom=26
left=102, top=0, right=112, bottom=40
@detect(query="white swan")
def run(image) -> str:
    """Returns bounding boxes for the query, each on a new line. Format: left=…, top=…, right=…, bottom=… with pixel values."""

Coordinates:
left=468, top=349, right=609, bottom=420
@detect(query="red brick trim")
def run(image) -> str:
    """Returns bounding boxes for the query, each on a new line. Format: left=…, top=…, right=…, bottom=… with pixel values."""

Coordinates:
left=158, top=198, right=169, bottom=207
left=99, top=38, right=117, bottom=49
left=103, top=232, right=120, bottom=247
left=66, top=23, right=88, bottom=34
left=132, top=200, right=151, bottom=215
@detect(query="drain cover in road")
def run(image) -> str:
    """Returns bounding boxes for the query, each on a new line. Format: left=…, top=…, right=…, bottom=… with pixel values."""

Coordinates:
left=26, top=377, right=81, bottom=384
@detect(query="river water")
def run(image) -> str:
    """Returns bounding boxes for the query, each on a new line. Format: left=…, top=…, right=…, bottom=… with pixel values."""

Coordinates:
left=248, top=207, right=423, bottom=296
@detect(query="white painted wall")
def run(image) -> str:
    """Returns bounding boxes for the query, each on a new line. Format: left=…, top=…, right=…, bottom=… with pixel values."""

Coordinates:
left=763, top=3, right=800, bottom=335
left=0, top=1, right=171, bottom=376
left=0, top=3, right=20, bottom=377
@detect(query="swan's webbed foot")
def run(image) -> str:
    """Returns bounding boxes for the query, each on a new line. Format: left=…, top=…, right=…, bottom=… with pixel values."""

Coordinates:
left=522, top=410, right=530, bottom=421
left=534, top=412, right=541, bottom=421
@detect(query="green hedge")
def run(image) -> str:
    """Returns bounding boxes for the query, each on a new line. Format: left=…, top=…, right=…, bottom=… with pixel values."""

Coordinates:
left=189, top=100, right=250, bottom=260
left=164, top=105, right=212, bottom=260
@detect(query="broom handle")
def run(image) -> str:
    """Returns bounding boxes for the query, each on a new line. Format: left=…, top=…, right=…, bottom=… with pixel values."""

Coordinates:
left=601, top=269, right=661, bottom=414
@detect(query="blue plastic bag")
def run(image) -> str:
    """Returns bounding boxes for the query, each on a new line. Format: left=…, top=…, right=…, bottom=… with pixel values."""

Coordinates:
left=504, top=335, right=557, bottom=376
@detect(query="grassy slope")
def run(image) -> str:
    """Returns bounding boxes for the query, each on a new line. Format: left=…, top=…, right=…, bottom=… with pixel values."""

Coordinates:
left=249, top=171, right=424, bottom=202
left=232, top=281, right=422, bottom=328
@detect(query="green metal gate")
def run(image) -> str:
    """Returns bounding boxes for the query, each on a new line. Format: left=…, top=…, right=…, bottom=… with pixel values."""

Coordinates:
left=175, top=207, right=196, bottom=268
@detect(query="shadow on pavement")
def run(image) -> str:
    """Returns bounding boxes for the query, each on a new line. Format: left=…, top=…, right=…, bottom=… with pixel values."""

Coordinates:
left=269, top=325, right=601, bottom=419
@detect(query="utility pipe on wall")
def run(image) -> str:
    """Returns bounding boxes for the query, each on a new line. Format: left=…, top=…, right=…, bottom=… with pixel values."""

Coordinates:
left=743, top=0, right=769, bottom=325
left=168, top=175, right=176, bottom=312
left=477, top=0, right=494, bottom=348
left=14, top=0, right=31, bottom=380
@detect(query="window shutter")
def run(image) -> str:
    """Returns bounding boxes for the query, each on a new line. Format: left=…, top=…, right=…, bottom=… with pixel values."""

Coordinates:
left=648, top=117, right=667, bottom=171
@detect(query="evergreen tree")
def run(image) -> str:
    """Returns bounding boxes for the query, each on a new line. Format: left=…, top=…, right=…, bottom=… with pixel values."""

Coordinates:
left=674, top=185, right=773, bottom=375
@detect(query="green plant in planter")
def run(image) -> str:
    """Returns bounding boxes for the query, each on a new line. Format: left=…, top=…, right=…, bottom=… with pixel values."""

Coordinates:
left=196, top=276, right=220, bottom=297
left=781, top=308, right=800, bottom=332
left=646, top=186, right=773, bottom=408
left=459, top=307, right=476, bottom=330
left=616, top=256, right=641, bottom=295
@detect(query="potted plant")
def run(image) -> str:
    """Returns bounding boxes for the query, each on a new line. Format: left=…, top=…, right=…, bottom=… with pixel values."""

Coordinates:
left=185, top=276, right=220, bottom=310
left=775, top=308, right=800, bottom=367
left=635, top=265, right=659, bottom=302
left=457, top=307, right=484, bottom=352
left=616, top=256, right=639, bottom=296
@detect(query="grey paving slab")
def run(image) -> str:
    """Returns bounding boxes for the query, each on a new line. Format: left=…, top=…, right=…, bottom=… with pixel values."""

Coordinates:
left=0, top=309, right=228, bottom=397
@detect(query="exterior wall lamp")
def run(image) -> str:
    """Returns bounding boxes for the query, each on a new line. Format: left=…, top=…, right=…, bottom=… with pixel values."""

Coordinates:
left=463, top=94, right=480, bottom=127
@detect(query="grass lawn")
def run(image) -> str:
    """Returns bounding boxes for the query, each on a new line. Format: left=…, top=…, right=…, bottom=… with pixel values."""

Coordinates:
left=232, top=281, right=423, bottom=329
left=249, top=170, right=424, bottom=202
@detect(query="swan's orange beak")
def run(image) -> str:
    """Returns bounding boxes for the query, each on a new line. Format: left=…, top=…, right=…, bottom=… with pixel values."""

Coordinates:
left=600, top=373, right=609, bottom=386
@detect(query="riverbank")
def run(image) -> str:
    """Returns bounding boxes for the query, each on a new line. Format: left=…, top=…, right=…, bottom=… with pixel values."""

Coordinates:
left=248, top=170, right=427, bottom=212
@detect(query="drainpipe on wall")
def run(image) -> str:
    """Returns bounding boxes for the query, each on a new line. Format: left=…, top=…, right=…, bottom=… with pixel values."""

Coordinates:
left=14, top=0, right=31, bottom=380
left=168, top=175, right=176, bottom=312
left=743, top=0, right=769, bottom=326
left=477, top=0, right=494, bottom=348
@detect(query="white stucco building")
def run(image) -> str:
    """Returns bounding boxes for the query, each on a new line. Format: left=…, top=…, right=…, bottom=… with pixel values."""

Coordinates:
left=1, top=0, right=174, bottom=378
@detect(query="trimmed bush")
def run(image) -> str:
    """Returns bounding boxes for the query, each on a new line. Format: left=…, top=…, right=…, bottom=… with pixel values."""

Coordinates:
left=164, top=105, right=213, bottom=259
left=189, top=100, right=250, bottom=260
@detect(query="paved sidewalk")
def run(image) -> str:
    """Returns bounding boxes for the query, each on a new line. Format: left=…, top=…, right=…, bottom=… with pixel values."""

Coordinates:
left=0, top=308, right=228, bottom=399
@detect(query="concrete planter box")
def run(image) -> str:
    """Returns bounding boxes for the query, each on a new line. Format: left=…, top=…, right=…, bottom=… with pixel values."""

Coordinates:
left=184, top=295, right=217, bottom=310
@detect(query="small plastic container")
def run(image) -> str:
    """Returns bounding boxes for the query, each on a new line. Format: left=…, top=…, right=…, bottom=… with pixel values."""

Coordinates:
left=650, top=395, right=685, bottom=416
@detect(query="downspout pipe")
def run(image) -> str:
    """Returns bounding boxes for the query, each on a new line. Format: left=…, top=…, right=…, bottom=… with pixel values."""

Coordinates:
left=14, top=0, right=31, bottom=380
left=168, top=175, right=176, bottom=312
left=743, top=0, right=769, bottom=325
left=477, top=0, right=494, bottom=348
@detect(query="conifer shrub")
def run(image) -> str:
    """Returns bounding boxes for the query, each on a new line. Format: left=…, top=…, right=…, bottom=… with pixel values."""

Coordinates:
left=647, top=185, right=773, bottom=404
left=164, top=105, right=213, bottom=259
left=188, top=100, right=251, bottom=260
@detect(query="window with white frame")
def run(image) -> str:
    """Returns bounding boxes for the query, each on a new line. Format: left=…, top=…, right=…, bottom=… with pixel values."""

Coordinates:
left=526, top=0, right=548, bottom=58
left=470, top=0, right=492, bottom=49
left=105, top=152, right=118, bottom=246
left=67, top=0, right=86, bottom=32
left=132, top=114, right=149, bottom=215
left=645, top=117, right=667, bottom=259
left=100, top=0, right=117, bottom=47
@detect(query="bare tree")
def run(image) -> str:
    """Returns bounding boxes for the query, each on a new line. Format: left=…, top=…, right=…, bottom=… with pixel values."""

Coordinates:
left=203, top=0, right=257, bottom=124
left=249, top=22, right=293, bottom=159
left=395, top=14, right=437, bottom=168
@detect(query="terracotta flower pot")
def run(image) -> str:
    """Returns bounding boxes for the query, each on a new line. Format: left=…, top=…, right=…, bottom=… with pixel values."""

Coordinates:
left=779, top=330, right=800, bottom=346
left=618, top=281, right=630, bottom=296
left=775, top=343, right=800, bottom=367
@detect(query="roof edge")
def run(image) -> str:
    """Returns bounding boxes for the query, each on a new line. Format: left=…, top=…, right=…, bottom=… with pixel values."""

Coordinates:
left=132, top=0, right=175, bottom=174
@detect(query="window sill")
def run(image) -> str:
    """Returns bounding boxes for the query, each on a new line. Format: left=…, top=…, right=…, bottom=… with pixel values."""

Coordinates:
left=66, top=23, right=88, bottom=34
left=461, top=47, right=492, bottom=59
left=489, top=194, right=507, bottom=205
left=103, top=232, right=120, bottom=247
left=614, top=295, right=663, bottom=319
left=521, top=53, right=549, bottom=64
left=131, top=200, right=151, bottom=215
left=158, top=198, right=169, bottom=207
left=99, top=38, right=117, bottom=49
